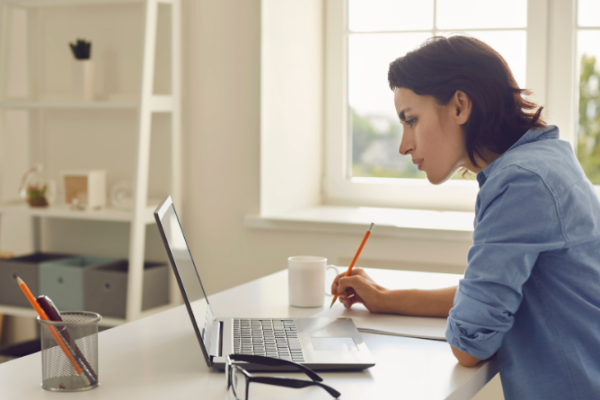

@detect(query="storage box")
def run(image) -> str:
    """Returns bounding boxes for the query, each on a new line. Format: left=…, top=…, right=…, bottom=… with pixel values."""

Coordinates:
left=84, top=261, right=169, bottom=318
left=39, top=257, right=119, bottom=311
left=0, top=253, right=74, bottom=307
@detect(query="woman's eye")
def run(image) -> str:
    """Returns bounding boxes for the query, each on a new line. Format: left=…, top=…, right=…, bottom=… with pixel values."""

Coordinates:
left=407, top=118, right=417, bottom=128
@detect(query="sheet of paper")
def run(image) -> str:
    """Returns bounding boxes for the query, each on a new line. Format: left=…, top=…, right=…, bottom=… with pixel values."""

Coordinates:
left=314, top=303, right=448, bottom=341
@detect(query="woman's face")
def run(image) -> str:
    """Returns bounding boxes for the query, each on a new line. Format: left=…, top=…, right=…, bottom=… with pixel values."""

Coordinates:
left=394, top=87, right=477, bottom=184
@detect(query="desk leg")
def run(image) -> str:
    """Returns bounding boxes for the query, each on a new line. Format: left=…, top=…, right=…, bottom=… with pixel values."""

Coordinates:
left=0, top=313, right=4, bottom=345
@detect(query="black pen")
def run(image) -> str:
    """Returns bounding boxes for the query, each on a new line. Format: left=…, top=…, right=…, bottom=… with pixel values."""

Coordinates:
left=37, top=295, right=98, bottom=383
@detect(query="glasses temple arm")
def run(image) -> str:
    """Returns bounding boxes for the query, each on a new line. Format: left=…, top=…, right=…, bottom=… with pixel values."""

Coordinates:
left=251, top=376, right=341, bottom=398
left=229, top=354, right=323, bottom=382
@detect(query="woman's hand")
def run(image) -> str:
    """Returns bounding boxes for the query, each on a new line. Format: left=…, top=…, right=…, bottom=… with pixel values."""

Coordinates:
left=330, top=268, right=388, bottom=313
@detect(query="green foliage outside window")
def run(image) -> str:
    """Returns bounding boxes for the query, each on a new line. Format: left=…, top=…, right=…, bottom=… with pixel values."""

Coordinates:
left=351, top=109, right=473, bottom=180
left=351, top=108, right=423, bottom=179
left=577, top=54, right=600, bottom=185
left=352, top=56, right=600, bottom=185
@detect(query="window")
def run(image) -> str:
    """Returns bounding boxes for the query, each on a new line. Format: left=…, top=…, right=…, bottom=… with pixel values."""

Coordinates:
left=348, top=0, right=527, bottom=181
left=324, top=0, right=558, bottom=211
left=576, top=0, right=600, bottom=184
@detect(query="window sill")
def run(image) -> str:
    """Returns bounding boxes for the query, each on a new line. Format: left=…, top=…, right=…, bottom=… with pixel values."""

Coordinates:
left=245, top=205, right=474, bottom=242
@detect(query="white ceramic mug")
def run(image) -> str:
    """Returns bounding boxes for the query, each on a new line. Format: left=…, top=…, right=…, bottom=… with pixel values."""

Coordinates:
left=288, top=256, right=339, bottom=308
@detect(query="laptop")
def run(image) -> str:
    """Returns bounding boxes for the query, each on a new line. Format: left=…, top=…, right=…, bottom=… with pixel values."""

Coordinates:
left=154, top=196, right=376, bottom=371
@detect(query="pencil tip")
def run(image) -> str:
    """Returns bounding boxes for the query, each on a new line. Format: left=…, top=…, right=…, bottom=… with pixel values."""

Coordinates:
left=369, top=222, right=374, bottom=232
left=16, top=276, right=23, bottom=285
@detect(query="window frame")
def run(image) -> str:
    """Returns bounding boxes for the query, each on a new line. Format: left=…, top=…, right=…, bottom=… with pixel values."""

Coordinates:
left=573, top=1, right=600, bottom=187
left=323, top=0, right=578, bottom=212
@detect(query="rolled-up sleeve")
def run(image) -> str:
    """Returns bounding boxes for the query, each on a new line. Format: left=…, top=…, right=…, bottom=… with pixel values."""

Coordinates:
left=446, top=165, right=567, bottom=360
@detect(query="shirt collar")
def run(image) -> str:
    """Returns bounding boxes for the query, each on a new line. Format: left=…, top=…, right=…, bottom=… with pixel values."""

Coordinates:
left=476, top=125, right=559, bottom=188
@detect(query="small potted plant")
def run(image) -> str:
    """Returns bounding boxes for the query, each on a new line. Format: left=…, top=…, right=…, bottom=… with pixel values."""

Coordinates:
left=19, top=165, right=53, bottom=208
left=26, top=183, right=49, bottom=207
left=70, top=38, right=93, bottom=102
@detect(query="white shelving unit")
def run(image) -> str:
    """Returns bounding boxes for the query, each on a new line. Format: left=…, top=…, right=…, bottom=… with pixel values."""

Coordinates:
left=0, top=0, right=182, bottom=325
left=0, top=201, right=157, bottom=223
left=0, top=101, right=139, bottom=109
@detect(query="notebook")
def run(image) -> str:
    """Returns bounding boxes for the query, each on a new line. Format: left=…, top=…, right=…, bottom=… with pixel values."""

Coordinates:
left=315, top=303, right=448, bottom=341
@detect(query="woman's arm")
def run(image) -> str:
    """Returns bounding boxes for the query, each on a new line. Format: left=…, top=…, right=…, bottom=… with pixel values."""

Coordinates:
left=332, top=269, right=484, bottom=367
left=381, top=287, right=457, bottom=317
left=331, top=268, right=457, bottom=317
left=451, top=346, right=483, bottom=367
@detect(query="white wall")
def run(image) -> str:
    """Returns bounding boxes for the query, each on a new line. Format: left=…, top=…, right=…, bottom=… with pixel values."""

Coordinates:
left=185, top=0, right=471, bottom=297
left=0, top=8, right=33, bottom=256
left=260, top=0, right=323, bottom=216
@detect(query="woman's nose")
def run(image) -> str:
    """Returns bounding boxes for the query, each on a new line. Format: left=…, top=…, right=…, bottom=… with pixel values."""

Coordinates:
left=399, top=134, right=414, bottom=155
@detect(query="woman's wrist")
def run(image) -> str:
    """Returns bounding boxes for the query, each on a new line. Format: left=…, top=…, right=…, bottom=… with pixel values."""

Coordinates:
left=376, top=288, right=403, bottom=314
left=379, top=289, right=409, bottom=314
left=377, top=287, right=457, bottom=317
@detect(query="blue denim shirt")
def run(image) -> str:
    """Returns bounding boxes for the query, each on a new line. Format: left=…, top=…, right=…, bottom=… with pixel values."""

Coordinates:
left=445, top=126, right=600, bottom=400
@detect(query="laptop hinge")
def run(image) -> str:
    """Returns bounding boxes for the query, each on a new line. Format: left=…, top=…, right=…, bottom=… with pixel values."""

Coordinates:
left=209, top=320, right=223, bottom=358
left=218, top=321, right=223, bottom=357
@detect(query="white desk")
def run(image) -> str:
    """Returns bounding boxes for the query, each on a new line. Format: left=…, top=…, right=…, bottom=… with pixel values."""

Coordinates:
left=0, top=268, right=498, bottom=399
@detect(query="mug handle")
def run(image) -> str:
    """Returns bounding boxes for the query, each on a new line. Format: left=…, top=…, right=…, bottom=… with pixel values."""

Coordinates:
left=325, top=265, right=340, bottom=296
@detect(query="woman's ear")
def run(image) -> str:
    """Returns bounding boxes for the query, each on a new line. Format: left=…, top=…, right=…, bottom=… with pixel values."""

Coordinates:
left=454, top=90, right=472, bottom=125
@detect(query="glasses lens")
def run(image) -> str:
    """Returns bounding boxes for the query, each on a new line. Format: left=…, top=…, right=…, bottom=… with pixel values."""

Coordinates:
left=232, top=367, right=247, bottom=400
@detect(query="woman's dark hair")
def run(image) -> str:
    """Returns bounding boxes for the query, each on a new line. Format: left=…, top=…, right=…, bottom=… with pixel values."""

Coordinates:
left=388, top=35, right=546, bottom=167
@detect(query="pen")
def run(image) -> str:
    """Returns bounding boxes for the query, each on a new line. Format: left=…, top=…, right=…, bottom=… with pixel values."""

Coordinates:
left=37, top=295, right=98, bottom=383
left=330, top=222, right=374, bottom=308
left=16, top=276, right=91, bottom=386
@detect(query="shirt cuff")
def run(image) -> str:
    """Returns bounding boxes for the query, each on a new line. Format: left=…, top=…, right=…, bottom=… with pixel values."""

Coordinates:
left=445, top=318, right=503, bottom=360
left=445, top=287, right=514, bottom=360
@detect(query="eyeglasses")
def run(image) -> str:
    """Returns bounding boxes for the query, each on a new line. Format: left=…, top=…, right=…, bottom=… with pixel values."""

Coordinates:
left=226, top=354, right=341, bottom=399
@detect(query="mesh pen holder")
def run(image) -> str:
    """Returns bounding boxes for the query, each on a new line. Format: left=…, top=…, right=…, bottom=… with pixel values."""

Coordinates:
left=38, top=311, right=101, bottom=392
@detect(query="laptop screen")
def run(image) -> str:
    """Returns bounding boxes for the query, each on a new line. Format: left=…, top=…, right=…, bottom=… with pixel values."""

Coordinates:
left=155, top=198, right=214, bottom=361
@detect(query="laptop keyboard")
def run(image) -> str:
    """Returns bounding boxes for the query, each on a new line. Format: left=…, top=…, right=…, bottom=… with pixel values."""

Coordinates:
left=233, top=319, right=304, bottom=363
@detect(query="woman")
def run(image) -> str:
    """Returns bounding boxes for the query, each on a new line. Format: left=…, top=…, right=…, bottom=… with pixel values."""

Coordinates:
left=332, top=35, right=600, bottom=400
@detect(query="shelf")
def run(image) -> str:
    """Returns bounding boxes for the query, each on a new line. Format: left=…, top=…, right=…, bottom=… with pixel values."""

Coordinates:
left=0, top=302, right=176, bottom=327
left=0, top=304, right=126, bottom=327
left=0, top=101, right=139, bottom=110
left=0, top=96, right=172, bottom=111
left=0, top=202, right=157, bottom=224
left=3, top=0, right=147, bottom=8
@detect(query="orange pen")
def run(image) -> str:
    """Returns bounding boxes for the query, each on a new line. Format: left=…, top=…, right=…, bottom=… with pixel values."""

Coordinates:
left=330, top=222, right=374, bottom=308
left=16, top=276, right=86, bottom=379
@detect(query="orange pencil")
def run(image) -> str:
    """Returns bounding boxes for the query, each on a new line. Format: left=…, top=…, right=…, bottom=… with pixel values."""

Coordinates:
left=330, top=222, right=374, bottom=308
left=16, top=276, right=85, bottom=378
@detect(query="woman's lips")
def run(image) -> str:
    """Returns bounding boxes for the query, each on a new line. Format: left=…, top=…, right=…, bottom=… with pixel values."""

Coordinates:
left=413, top=159, right=424, bottom=171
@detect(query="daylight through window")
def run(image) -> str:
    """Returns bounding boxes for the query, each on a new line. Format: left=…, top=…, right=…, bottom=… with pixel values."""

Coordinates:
left=576, top=0, right=600, bottom=184
left=347, top=0, right=527, bottom=181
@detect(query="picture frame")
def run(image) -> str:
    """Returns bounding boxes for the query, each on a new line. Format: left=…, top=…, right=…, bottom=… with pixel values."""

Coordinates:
left=62, top=170, right=106, bottom=210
